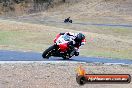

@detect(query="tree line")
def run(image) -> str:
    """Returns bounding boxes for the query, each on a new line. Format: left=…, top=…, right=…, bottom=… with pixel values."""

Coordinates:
left=0, top=0, right=66, bottom=16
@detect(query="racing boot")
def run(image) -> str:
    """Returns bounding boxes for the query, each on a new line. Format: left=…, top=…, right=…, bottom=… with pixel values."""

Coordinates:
left=74, top=51, right=79, bottom=56
left=74, top=48, right=79, bottom=56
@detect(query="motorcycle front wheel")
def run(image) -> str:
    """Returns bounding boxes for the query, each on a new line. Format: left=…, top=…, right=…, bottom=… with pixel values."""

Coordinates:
left=42, top=45, right=56, bottom=59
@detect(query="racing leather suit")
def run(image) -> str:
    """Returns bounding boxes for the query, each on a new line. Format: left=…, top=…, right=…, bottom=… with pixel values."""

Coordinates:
left=54, top=32, right=86, bottom=56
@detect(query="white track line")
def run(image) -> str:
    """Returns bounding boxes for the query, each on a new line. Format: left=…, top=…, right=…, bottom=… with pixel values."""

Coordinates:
left=0, top=61, right=86, bottom=64
left=0, top=61, right=130, bottom=65
left=104, top=63, right=129, bottom=65
left=94, top=61, right=130, bottom=65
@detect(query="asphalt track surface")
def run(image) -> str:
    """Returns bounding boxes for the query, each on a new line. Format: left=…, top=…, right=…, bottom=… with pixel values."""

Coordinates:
left=16, top=15, right=132, bottom=28
left=0, top=17, right=132, bottom=28
left=0, top=50, right=132, bottom=65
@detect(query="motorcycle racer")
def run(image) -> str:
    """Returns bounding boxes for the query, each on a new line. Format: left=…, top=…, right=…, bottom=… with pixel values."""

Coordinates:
left=54, top=32, right=86, bottom=56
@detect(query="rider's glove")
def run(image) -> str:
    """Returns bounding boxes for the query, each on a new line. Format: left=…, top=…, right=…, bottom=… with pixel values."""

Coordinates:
left=81, top=42, right=85, bottom=45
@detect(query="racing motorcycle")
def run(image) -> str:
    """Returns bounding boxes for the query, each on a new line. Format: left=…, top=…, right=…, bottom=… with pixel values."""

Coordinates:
left=64, top=18, right=72, bottom=23
left=42, top=33, right=77, bottom=60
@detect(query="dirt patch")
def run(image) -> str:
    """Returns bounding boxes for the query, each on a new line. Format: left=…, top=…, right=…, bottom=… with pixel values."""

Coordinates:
left=42, top=0, right=132, bottom=24
left=0, top=62, right=132, bottom=88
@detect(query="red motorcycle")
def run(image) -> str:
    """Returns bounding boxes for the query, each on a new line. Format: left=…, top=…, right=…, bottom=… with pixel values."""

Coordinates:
left=42, top=33, right=77, bottom=59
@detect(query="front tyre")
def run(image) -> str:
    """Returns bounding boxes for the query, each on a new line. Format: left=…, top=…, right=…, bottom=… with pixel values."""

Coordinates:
left=42, top=45, right=56, bottom=59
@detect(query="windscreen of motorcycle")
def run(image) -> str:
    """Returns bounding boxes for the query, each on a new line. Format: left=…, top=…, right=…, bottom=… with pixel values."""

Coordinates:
left=56, top=35, right=71, bottom=45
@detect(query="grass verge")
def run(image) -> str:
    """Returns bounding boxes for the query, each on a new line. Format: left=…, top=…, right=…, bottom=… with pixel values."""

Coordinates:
left=0, top=20, right=132, bottom=60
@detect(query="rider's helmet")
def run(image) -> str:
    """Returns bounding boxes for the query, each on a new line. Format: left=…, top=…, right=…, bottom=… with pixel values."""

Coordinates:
left=75, top=33, right=85, bottom=42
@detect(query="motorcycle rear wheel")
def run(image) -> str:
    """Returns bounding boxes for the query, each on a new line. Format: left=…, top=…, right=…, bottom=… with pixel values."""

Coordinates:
left=69, top=20, right=72, bottom=23
left=62, top=55, right=70, bottom=60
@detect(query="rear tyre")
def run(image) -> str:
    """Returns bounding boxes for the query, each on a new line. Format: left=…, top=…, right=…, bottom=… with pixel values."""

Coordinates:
left=62, top=53, right=72, bottom=60
left=69, top=20, right=72, bottom=23
left=42, top=45, right=56, bottom=59
left=62, top=56, right=70, bottom=60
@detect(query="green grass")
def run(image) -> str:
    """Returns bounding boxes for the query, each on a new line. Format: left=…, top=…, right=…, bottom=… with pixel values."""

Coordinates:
left=80, top=49, right=132, bottom=60
left=0, top=24, right=132, bottom=60
left=0, top=30, right=53, bottom=51
left=41, top=20, right=132, bottom=37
